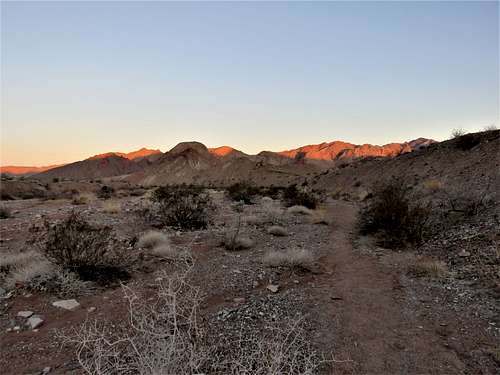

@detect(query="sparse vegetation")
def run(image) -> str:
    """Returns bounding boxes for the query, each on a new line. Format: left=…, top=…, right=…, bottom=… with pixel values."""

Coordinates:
left=450, top=128, right=466, bottom=139
left=71, top=192, right=94, bottom=205
left=288, top=205, right=313, bottom=215
left=410, top=257, right=448, bottom=279
left=39, top=212, right=129, bottom=284
left=267, top=225, right=288, bottom=236
left=358, top=180, right=430, bottom=248
left=102, top=199, right=121, bottom=214
left=97, top=185, right=115, bottom=200
left=283, top=184, right=320, bottom=209
left=151, top=185, right=214, bottom=230
left=263, top=248, right=315, bottom=270
left=227, top=181, right=260, bottom=204
left=137, top=230, right=169, bottom=249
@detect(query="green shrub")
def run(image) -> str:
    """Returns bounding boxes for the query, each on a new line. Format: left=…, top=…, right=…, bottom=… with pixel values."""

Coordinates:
left=358, top=180, right=430, bottom=248
left=283, top=184, right=319, bottom=209
left=152, top=185, right=213, bottom=230
left=227, top=181, right=259, bottom=204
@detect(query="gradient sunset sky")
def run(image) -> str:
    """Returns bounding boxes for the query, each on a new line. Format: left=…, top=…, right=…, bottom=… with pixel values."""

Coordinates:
left=1, top=1, right=498, bottom=166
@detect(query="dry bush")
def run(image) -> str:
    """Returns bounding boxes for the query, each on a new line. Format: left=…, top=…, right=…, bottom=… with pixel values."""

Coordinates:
left=227, top=181, right=259, bottom=204
left=2, top=255, right=55, bottom=290
left=358, top=180, right=430, bottom=248
left=263, top=207, right=285, bottom=225
left=283, top=184, right=320, bottom=209
left=263, top=248, right=315, bottom=270
left=103, top=200, right=121, bottom=214
left=288, top=205, right=313, bottom=216
left=0, top=205, right=12, bottom=219
left=267, top=225, right=288, bottom=237
left=443, top=185, right=492, bottom=217
left=72, top=192, right=94, bottom=205
left=223, top=235, right=254, bottom=251
left=450, top=128, right=466, bottom=139
left=151, top=185, right=214, bottom=230
left=38, top=212, right=129, bottom=285
left=61, top=269, right=327, bottom=374
left=410, top=257, right=448, bottom=279
left=244, top=215, right=263, bottom=226
left=97, top=185, right=115, bottom=200
left=150, top=244, right=181, bottom=259
left=310, top=208, right=330, bottom=225
left=137, top=230, right=169, bottom=249
left=0, top=250, right=42, bottom=271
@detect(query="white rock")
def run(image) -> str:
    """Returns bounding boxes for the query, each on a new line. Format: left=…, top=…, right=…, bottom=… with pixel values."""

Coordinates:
left=17, top=311, right=34, bottom=318
left=266, top=284, right=279, bottom=293
left=27, top=316, right=44, bottom=329
left=52, top=299, right=80, bottom=310
left=87, top=307, right=96, bottom=313
left=458, top=250, right=471, bottom=257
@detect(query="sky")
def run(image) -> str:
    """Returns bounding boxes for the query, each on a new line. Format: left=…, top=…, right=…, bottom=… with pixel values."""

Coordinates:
left=1, top=1, right=498, bottom=166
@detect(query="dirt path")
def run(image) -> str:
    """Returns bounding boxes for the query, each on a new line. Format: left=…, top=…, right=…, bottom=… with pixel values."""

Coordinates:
left=312, top=200, right=466, bottom=374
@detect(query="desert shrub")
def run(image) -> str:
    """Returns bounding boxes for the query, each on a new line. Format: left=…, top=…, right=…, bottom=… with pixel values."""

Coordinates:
left=52, top=177, right=60, bottom=183
left=410, top=257, right=448, bottom=279
left=61, top=269, right=325, bottom=374
left=227, top=181, right=259, bottom=204
left=267, top=225, right=288, bottom=236
left=454, top=133, right=481, bottom=151
left=0, top=206, right=11, bottom=219
left=223, top=235, right=254, bottom=251
left=287, top=205, right=313, bottom=215
left=422, top=179, right=443, bottom=192
left=103, top=200, right=121, bottom=214
left=151, top=185, right=213, bottom=230
left=39, top=212, right=129, bottom=284
left=244, top=215, right=263, bottom=226
left=483, top=124, right=498, bottom=131
left=283, top=184, right=319, bottom=209
left=444, top=186, right=492, bottom=217
left=358, top=180, right=430, bottom=248
left=450, top=128, right=466, bottom=139
left=72, top=192, right=94, bottom=205
left=263, top=248, right=315, bottom=270
left=137, top=230, right=169, bottom=249
left=97, top=185, right=115, bottom=200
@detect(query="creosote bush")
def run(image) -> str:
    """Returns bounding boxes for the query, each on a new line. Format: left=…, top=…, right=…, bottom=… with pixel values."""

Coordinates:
left=283, top=184, right=320, bottom=209
left=227, top=181, right=260, bottom=204
left=40, top=212, right=129, bottom=285
left=151, top=185, right=214, bottom=230
left=358, top=180, right=430, bottom=249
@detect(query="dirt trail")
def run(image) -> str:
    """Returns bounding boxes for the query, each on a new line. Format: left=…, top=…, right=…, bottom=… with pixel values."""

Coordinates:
left=313, top=200, right=466, bottom=374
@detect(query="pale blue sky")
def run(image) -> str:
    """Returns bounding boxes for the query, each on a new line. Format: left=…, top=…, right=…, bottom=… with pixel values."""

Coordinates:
left=1, top=1, right=498, bottom=165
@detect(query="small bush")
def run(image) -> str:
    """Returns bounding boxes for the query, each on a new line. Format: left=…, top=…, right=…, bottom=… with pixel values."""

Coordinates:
left=422, top=179, right=443, bottom=192
left=72, top=192, right=94, bottom=205
left=97, top=185, right=115, bottom=200
left=267, top=225, right=288, bottom=236
left=103, top=200, right=121, bottom=214
left=0, top=206, right=11, bottom=219
left=358, top=180, right=430, bottom=248
left=227, top=181, right=259, bottom=204
left=287, top=205, right=313, bottom=215
left=138, top=230, right=169, bottom=249
left=151, top=185, right=214, bottom=230
left=454, top=133, right=481, bottom=151
left=223, top=234, right=254, bottom=251
left=283, top=184, right=319, bottom=209
left=263, top=248, right=315, bottom=270
left=450, top=128, right=466, bottom=139
left=40, top=212, right=128, bottom=284
left=410, top=257, right=448, bottom=279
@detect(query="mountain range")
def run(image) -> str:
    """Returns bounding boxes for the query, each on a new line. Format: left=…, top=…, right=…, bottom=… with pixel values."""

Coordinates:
left=1, top=138, right=435, bottom=185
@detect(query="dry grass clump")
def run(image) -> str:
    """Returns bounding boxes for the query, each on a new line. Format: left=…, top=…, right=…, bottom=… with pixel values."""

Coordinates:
left=223, top=235, right=255, bottom=251
left=2, top=256, right=55, bottom=290
left=137, top=230, right=169, bottom=249
left=410, top=257, right=448, bottom=279
left=244, top=215, right=263, bottom=226
left=310, top=208, right=330, bottom=225
left=71, top=192, right=94, bottom=205
left=103, top=200, right=121, bottom=214
left=287, top=205, right=313, bottom=215
left=267, top=225, right=288, bottom=237
left=263, top=248, right=315, bottom=269
left=422, top=179, right=443, bottom=192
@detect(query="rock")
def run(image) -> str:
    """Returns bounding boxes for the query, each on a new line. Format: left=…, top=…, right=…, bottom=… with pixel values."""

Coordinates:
left=0, top=287, right=6, bottom=297
left=27, top=315, right=44, bottom=329
left=52, top=299, right=80, bottom=310
left=266, top=284, right=279, bottom=293
left=87, top=307, right=96, bottom=313
left=233, top=297, right=246, bottom=304
left=17, top=310, right=34, bottom=318
left=13, top=325, right=21, bottom=331
left=458, top=250, right=471, bottom=257
left=42, top=366, right=51, bottom=374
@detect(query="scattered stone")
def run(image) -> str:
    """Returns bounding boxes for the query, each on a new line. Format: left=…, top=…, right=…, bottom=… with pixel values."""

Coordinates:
left=266, top=284, right=279, bottom=293
left=42, top=366, right=51, bottom=374
left=87, top=307, right=96, bottom=313
left=233, top=297, right=246, bottom=304
left=52, top=299, right=80, bottom=310
left=0, top=287, right=6, bottom=297
left=27, top=315, right=44, bottom=329
left=458, top=250, right=471, bottom=257
left=17, top=310, right=34, bottom=318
